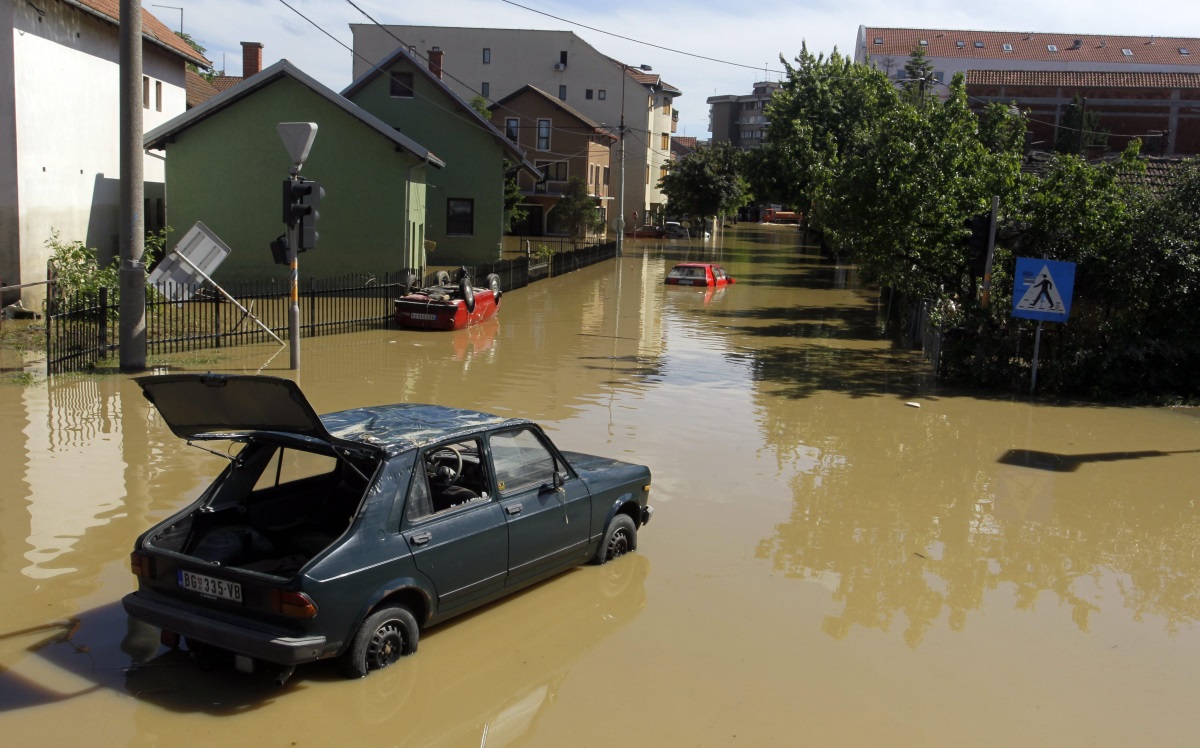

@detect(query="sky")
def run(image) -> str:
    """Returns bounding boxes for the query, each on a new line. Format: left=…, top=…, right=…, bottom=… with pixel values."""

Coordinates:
left=161, top=0, right=1200, bottom=139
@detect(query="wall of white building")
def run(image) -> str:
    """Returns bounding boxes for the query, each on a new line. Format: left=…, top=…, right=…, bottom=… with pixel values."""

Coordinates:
left=4, top=1, right=187, bottom=301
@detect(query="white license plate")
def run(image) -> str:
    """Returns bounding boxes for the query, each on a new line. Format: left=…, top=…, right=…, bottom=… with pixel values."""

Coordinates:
left=678, top=280, right=694, bottom=285
left=178, top=570, right=243, bottom=603
left=407, top=312, right=438, bottom=321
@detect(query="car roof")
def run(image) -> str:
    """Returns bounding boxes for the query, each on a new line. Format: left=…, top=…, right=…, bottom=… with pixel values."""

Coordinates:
left=322, top=403, right=532, bottom=457
left=672, top=262, right=714, bottom=268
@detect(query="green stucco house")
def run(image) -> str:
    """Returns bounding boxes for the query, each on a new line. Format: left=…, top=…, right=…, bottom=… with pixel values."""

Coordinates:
left=144, top=60, right=443, bottom=283
left=342, top=48, right=538, bottom=266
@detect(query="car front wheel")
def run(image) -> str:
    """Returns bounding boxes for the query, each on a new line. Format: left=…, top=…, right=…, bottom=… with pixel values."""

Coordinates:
left=593, top=513, right=637, bottom=564
left=339, top=604, right=419, bottom=679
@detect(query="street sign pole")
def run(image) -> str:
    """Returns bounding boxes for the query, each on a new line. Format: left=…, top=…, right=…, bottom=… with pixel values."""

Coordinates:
left=277, top=122, right=318, bottom=371
left=287, top=193, right=301, bottom=369
left=1030, top=321, right=1043, bottom=395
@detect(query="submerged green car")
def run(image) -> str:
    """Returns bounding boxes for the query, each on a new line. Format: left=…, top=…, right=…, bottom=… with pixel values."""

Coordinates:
left=124, top=374, right=653, bottom=682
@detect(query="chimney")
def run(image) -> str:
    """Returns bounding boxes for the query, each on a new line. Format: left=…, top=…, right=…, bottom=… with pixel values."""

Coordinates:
left=241, top=41, right=263, bottom=78
left=428, top=47, right=444, bottom=80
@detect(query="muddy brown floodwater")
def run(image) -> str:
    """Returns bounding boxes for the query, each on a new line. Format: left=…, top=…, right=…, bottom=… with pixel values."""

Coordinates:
left=1, top=225, right=1199, bottom=747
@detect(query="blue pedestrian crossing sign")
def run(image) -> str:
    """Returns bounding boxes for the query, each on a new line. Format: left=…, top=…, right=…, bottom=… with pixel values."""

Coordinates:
left=1012, top=257, right=1075, bottom=322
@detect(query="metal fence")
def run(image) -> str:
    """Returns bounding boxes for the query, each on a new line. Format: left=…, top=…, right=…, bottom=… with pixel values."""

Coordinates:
left=46, top=241, right=617, bottom=374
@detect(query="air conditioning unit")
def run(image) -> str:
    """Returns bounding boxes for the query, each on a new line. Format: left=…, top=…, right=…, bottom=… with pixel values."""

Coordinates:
left=554, top=62, right=566, bottom=71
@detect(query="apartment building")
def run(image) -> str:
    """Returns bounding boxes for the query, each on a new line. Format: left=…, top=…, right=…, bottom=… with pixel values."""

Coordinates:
left=350, top=25, right=682, bottom=227
left=707, top=81, right=780, bottom=149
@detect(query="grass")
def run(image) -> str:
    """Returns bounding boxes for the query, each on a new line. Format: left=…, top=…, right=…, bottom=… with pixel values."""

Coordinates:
left=0, top=322, right=44, bottom=353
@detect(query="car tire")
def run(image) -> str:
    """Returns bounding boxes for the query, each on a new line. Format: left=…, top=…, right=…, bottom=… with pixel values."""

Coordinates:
left=459, top=277, right=476, bottom=313
left=592, top=513, right=637, bottom=565
left=402, top=271, right=418, bottom=294
left=435, top=270, right=451, bottom=286
left=486, top=273, right=502, bottom=302
left=338, top=604, right=419, bottom=679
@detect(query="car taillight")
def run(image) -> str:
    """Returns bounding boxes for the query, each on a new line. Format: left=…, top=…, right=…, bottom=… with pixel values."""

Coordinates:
left=130, top=551, right=155, bottom=579
left=271, top=589, right=318, bottom=618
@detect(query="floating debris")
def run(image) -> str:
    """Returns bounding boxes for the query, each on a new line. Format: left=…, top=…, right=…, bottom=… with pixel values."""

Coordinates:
left=905, top=401, right=921, bottom=408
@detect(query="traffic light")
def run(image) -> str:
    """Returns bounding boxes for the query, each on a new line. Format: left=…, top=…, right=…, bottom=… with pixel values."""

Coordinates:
left=963, top=214, right=990, bottom=277
left=269, top=234, right=290, bottom=265
left=282, top=177, right=324, bottom=251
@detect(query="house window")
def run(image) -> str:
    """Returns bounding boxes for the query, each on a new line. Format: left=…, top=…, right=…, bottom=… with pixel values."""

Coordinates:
left=558, top=85, right=566, bottom=101
left=1047, top=44, right=1059, bottom=52
left=919, top=39, right=928, bottom=46
left=537, top=119, right=551, bottom=150
left=155, top=80, right=162, bottom=111
left=1003, top=43, right=1014, bottom=52
left=598, top=89, right=606, bottom=100
left=142, top=76, right=149, bottom=108
left=505, top=117, right=519, bottom=142
left=973, top=41, right=984, bottom=48
left=662, top=98, right=670, bottom=114
left=603, top=166, right=610, bottom=188
left=481, top=82, right=490, bottom=98
left=874, top=37, right=883, bottom=45
left=661, top=133, right=669, bottom=150
left=390, top=71, right=414, bottom=98
left=1181, top=48, right=1191, bottom=55
left=586, top=89, right=593, bottom=99
left=447, top=198, right=474, bottom=236
left=1122, top=48, right=1134, bottom=56
left=559, top=51, right=568, bottom=65
left=536, top=161, right=567, bottom=181
left=956, top=40, right=965, bottom=48
left=646, top=165, right=650, bottom=185
left=483, top=48, right=491, bottom=64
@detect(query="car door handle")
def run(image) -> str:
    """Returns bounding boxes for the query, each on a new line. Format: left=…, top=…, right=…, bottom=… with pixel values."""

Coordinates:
left=410, top=532, right=432, bottom=545
left=505, top=505, right=522, bottom=515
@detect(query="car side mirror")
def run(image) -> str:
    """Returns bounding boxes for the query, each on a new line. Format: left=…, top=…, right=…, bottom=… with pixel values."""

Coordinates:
left=554, top=470, right=568, bottom=488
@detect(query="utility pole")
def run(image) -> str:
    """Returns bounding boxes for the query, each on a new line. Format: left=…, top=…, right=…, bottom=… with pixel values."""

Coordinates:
left=615, top=63, right=652, bottom=258
left=981, top=195, right=1000, bottom=307
left=119, top=0, right=146, bottom=372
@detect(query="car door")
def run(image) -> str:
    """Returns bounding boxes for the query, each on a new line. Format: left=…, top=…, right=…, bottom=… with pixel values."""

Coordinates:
left=489, top=427, right=590, bottom=587
left=401, top=437, right=507, bottom=613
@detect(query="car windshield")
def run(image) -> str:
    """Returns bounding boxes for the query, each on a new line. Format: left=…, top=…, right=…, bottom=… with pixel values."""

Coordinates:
left=667, top=266, right=706, bottom=279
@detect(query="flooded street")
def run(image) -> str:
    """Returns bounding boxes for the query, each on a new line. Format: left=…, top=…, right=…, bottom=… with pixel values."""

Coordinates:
left=2, top=225, right=1199, bottom=746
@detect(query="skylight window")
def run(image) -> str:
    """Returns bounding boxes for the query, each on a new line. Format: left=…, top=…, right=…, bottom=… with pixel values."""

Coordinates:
left=1003, top=43, right=1013, bottom=52
left=1122, top=48, right=1133, bottom=56
left=1047, top=44, right=1059, bottom=52
left=874, top=37, right=883, bottom=44
left=1181, top=48, right=1191, bottom=55
left=974, top=41, right=984, bottom=48
left=919, top=39, right=928, bottom=46
left=956, top=40, right=965, bottom=48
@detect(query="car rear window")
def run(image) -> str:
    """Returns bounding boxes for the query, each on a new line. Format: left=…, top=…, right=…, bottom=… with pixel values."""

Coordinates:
left=667, top=266, right=706, bottom=280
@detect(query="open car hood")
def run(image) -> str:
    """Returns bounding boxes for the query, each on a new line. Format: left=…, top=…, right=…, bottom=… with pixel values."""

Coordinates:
left=136, top=373, right=332, bottom=441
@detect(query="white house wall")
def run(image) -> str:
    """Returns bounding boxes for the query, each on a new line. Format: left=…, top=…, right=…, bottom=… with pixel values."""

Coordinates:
left=5, top=1, right=186, bottom=298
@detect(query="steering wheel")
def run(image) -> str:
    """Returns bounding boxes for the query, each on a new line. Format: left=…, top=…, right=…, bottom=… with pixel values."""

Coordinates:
left=428, top=445, right=463, bottom=487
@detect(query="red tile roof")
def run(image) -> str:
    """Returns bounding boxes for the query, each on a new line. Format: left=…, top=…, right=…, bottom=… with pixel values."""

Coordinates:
left=71, top=0, right=210, bottom=67
left=968, top=69, right=1200, bottom=88
left=185, top=69, right=221, bottom=108
left=864, top=27, right=1200, bottom=66
left=211, top=76, right=244, bottom=92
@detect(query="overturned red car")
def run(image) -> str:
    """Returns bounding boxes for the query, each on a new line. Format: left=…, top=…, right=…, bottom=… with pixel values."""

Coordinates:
left=664, top=263, right=735, bottom=287
left=395, top=269, right=502, bottom=331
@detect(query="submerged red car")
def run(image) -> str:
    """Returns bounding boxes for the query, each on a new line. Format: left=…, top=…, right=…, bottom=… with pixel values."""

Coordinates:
left=395, top=269, right=501, bottom=331
left=664, top=263, right=735, bottom=287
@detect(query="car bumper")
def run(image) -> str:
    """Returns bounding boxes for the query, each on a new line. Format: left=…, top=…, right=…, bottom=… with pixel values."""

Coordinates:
left=641, top=505, right=653, bottom=526
left=123, top=591, right=326, bottom=666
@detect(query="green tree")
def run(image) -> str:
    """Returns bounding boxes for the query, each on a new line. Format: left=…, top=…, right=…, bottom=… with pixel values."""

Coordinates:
left=659, top=142, right=751, bottom=225
left=1054, top=95, right=1108, bottom=154
left=899, top=46, right=937, bottom=108
left=547, top=176, right=603, bottom=241
left=503, top=171, right=527, bottom=232
left=745, top=46, right=898, bottom=227
left=469, top=95, right=492, bottom=120
left=174, top=32, right=216, bottom=82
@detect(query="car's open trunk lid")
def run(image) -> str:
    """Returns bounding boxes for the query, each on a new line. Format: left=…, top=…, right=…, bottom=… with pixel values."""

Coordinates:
left=136, top=373, right=332, bottom=441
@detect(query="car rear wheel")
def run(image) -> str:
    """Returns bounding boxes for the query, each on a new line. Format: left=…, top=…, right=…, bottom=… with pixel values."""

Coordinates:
left=593, top=514, right=637, bottom=564
left=486, top=273, right=502, bottom=301
left=338, top=604, right=419, bottom=679
left=435, top=270, right=451, bottom=286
